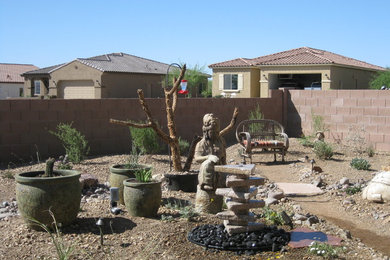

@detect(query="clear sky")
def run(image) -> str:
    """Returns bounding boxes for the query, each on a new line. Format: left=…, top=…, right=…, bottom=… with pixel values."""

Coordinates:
left=1, top=0, right=389, bottom=73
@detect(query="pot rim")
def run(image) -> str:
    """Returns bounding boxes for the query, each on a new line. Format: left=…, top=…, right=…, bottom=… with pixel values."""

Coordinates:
left=123, top=178, right=161, bottom=187
left=110, top=164, right=152, bottom=170
left=15, top=170, right=80, bottom=184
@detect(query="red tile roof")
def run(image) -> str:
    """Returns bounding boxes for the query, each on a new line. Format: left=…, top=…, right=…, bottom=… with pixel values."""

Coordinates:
left=209, top=47, right=384, bottom=71
left=0, top=63, right=39, bottom=83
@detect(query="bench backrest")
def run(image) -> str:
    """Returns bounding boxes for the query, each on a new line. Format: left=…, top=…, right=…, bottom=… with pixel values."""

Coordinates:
left=236, top=119, right=285, bottom=141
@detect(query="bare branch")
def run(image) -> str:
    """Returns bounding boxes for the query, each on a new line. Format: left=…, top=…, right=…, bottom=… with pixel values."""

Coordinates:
left=219, top=107, right=239, bottom=137
left=109, top=119, right=151, bottom=128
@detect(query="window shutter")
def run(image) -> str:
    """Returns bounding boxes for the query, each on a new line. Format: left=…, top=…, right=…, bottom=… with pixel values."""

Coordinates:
left=237, top=74, right=243, bottom=90
left=219, top=74, right=224, bottom=90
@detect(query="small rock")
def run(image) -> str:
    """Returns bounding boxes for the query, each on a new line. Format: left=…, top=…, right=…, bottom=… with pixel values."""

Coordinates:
left=339, top=177, right=349, bottom=185
left=292, top=204, right=302, bottom=212
left=267, top=191, right=284, bottom=200
left=2, top=201, right=10, bottom=207
left=293, top=213, right=307, bottom=221
left=306, top=215, right=319, bottom=225
left=340, top=229, right=352, bottom=240
left=343, top=198, right=356, bottom=205
left=0, top=213, right=13, bottom=220
left=265, top=198, right=278, bottom=206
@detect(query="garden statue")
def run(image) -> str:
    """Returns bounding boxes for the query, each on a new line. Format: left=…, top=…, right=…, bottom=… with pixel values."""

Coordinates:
left=194, top=113, right=227, bottom=213
left=362, top=171, right=390, bottom=203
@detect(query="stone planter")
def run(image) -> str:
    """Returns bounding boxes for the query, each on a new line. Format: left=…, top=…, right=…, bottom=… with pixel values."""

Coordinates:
left=123, top=178, right=161, bottom=217
left=109, top=164, right=152, bottom=205
left=165, top=172, right=198, bottom=192
left=15, top=170, right=81, bottom=230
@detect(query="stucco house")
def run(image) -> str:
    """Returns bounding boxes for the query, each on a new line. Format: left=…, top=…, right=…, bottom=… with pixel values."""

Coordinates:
left=22, top=53, right=207, bottom=99
left=0, top=63, right=39, bottom=99
left=209, top=47, right=385, bottom=97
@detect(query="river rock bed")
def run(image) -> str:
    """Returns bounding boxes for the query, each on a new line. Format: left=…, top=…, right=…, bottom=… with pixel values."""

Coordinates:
left=187, top=224, right=290, bottom=255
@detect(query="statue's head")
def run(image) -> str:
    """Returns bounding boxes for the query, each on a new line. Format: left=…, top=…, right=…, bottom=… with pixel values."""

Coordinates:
left=202, top=113, right=220, bottom=140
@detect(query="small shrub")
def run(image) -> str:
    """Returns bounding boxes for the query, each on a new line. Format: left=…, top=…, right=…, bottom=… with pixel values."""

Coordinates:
left=178, top=137, right=190, bottom=155
left=50, top=122, right=89, bottom=163
left=345, top=125, right=367, bottom=154
left=2, top=169, right=14, bottom=179
left=350, top=158, right=371, bottom=170
left=308, top=241, right=344, bottom=258
left=129, top=123, right=161, bottom=154
left=298, top=135, right=314, bottom=147
left=313, top=141, right=333, bottom=160
left=344, top=185, right=363, bottom=195
left=125, top=145, right=140, bottom=169
left=134, top=168, right=152, bottom=182
left=261, top=207, right=284, bottom=226
left=312, top=114, right=328, bottom=134
left=366, top=145, right=375, bottom=157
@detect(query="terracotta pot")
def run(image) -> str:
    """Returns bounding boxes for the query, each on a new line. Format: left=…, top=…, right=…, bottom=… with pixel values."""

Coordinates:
left=15, top=170, right=81, bottom=230
left=164, top=172, right=198, bottom=192
left=109, top=164, right=152, bottom=204
left=123, top=178, right=161, bottom=217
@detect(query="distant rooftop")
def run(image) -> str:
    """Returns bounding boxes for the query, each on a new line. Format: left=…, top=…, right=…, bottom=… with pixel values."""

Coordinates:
left=0, top=63, right=39, bottom=83
left=209, top=47, right=385, bottom=71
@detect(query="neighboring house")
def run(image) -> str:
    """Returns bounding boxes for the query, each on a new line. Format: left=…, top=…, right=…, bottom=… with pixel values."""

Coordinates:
left=21, top=53, right=208, bottom=99
left=0, top=63, right=39, bottom=99
left=209, top=47, right=385, bottom=97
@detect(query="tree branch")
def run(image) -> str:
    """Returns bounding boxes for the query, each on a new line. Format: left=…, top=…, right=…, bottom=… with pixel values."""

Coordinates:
left=219, top=107, right=239, bottom=137
left=109, top=119, right=151, bottom=128
left=168, top=64, right=186, bottom=96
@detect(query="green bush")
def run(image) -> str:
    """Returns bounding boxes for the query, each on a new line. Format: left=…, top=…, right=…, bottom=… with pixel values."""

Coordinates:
left=313, top=141, right=333, bottom=160
left=298, top=135, right=314, bottom=147
left=178, top=137, right=190, bottom=155
left=344, top=185, right=363, bottom=195
left=129, top=123, right=161, bottom=154
left=366, top=145, right=375, bottom=157
left=261, top=207, right=284, bottom=225
left=50, top=122, right=89, bottom=163
left=350, top=158, right=371, bottom=170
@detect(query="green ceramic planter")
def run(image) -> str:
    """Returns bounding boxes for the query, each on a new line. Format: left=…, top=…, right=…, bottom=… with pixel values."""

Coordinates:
left=123, top=178, right=162, bottom=217
left=15, top=170, right=81, bottom=230
left=109, top=164, right=152, bottom=205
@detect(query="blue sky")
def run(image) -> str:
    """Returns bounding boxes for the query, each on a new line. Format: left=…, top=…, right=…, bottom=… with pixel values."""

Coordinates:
left=1, top=0, right=389, bottom=73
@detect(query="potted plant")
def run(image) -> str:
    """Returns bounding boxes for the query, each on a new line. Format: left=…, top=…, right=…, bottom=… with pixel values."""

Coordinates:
left=15, top=158, right=81, bottom=230
left=109, top=145, right=152, bottom=205
left=123, top=168, right=161, bottom=217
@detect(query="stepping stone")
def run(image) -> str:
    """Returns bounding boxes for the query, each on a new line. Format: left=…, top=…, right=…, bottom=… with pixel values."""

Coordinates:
left=225, top=219, right=249, bottom=226
left=288, top=227, right=342, bottom=248
left=275, top=183, right=324, bottom=196
left=216, top=211, right=255, bottom=222
left=215, top=164, right=255, bottom=176
left=226, top=176, right=265, bottom=187
left=223, top=220, right=265, bottom=235
left=226, top=199, right=265, bottom=211
left=215, top=187, right=257, bottom=202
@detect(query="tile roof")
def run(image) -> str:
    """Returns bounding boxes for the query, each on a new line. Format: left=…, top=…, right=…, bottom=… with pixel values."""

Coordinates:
left=0, top=63, right=39, bottom=83
left=209, top=47, right=384, bottom=71
left=77, top=53, right=170, bottom=74
left=22, top=53, right=173, bottom=76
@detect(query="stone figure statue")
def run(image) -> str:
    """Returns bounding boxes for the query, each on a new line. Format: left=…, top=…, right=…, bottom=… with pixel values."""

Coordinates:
left=194, top=113, right=227, bottom=213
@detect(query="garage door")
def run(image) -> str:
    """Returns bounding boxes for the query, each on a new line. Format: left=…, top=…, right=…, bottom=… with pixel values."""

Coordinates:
left=59, top=80, right=95, bottom=99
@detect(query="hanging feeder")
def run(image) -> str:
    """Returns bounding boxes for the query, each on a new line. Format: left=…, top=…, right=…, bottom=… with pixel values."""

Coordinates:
left=178, top=79, right=189, bottom=94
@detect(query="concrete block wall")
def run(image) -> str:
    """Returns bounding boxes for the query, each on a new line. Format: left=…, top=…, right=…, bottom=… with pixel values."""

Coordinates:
left=286, top=90, right=390, bottom=152
left=0, top=96, right=283, bottom=164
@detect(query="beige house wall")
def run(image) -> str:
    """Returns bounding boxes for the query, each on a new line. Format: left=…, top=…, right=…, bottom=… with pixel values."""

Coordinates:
left=330, top=66, right=376, bottom=90
left=0, top=83, right=24, bottom=99
left=50, top=61, right=103, bottom=98
left=24, top=78, right=47, bottom=97
left=212, top=68, right=260, bottom=98
left=101, top=72, right=164, bottom=98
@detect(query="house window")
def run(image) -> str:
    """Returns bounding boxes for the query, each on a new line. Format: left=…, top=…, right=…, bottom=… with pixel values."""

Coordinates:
left=34, top=81, right=41, bottom=95
left=223, top=74, right=238, bottom=90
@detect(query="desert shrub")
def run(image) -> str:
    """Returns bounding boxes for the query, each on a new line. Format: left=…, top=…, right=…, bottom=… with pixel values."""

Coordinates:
left=345, top=125, right=367, bottom=154
left=366, top=145, right=375, bottom=157
left=178, top=137, right=190, bottom=155
left=261, top=207, right=284, bottom=225
left=344, top=185, right=363, bottom=195
left=350, top=158, right=371, bottom=170
left=313, top=141, right=333, bottom=160
left=248, top=104, right=264, bottom=133
left=50, top=122, right=89, bottom=163
left=312, top=114, right=328, bottom=134
left=298, top=135, right=314, bottom=147
left=129, top=123, right=161, bottom=154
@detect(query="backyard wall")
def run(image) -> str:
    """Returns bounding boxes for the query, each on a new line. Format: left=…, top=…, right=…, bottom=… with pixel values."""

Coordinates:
left=0, top=94, right=283, bottom=164
left=285, top=89, right=390, bottom=151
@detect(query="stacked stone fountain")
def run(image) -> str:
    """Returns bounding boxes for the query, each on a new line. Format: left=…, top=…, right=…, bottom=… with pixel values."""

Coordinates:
left=215, top=164, right=266, bottom=235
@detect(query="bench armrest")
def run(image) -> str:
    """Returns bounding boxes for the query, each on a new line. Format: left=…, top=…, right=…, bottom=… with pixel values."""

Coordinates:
left=280, top=133, right=289, bottom=150
left=238, top=132, right=252, bottom=153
